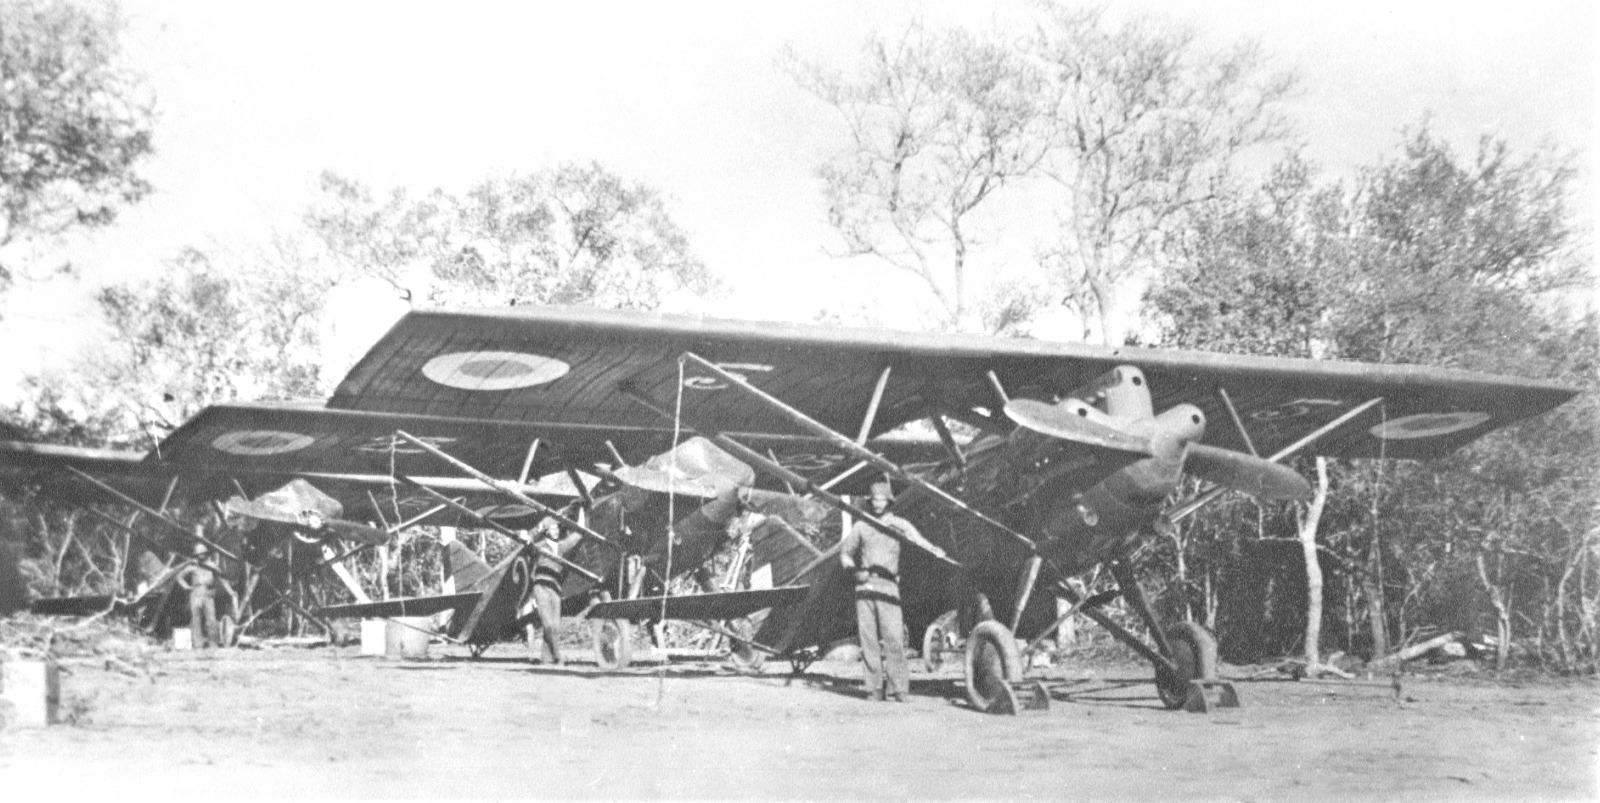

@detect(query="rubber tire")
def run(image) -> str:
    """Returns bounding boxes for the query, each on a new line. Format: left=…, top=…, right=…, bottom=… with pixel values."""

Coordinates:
left=1155, top=621, right=1218, bottom=709
left=592, top=619, right=632, bottom=670
left=922, top=621, right=951, bottom=673
left=964, top=620, right=1023, bottom=713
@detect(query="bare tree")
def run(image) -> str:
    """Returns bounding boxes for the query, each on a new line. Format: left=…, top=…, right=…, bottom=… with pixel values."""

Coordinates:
left=1030, top=5, right=1296, bottom=343
left=786, top=20, right=1054, bottom=332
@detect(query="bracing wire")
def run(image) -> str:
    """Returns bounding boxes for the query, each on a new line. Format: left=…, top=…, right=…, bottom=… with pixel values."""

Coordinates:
left=656, top=359, right=687, bottom=706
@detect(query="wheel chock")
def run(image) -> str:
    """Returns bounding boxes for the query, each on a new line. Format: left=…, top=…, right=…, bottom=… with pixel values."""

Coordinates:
left=1013, top=679, right=1051, bottom=712
left=985, top=680, right=1051, bottom=715
left=1182, top=679, right=1240, bottom=713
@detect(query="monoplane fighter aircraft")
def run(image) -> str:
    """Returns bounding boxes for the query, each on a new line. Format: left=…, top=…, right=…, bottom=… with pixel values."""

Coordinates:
left=313, top=306, right=1572, bottom=711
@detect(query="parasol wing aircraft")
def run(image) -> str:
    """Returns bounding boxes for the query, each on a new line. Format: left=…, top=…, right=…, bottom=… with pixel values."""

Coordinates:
left=320, top=306, right=1573, bottom=710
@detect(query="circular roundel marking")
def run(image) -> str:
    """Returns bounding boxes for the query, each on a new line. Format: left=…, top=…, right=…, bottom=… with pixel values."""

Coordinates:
left=1370, top=412, right=1492, bottom=440
left=211, top=430, right=316, bottom=456
left=421, top=351, right=570, bottom=391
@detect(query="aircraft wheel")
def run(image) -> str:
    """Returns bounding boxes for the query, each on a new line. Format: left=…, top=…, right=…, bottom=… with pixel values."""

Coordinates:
left=1155, top=621, right=1218, bottom=709
left=921, top=618, right=954, bottom=672
left=964, top=620, right=1023, bottom=713
left=592, top=619, right=632, bottom=669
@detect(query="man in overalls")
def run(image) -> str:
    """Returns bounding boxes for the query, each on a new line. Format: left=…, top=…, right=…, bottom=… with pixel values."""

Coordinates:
left=840, top=482, right=921, bottom=702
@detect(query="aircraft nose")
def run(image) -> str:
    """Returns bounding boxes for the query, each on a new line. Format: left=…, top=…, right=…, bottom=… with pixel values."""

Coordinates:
left=1148, top=404, right=1206, bottom=460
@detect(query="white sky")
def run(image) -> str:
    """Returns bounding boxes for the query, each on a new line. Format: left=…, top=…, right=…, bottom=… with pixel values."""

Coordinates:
left=0, top=0, right=1593, bottom=393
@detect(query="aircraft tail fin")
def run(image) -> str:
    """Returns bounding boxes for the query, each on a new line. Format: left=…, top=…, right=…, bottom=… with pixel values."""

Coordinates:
left=746, top=514, right=825, bottom=590
left=443, top=540, right=493, bottom=592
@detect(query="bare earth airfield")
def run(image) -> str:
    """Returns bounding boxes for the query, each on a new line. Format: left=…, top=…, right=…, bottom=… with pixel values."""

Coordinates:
left=2, top=642, right=1595, bottom=800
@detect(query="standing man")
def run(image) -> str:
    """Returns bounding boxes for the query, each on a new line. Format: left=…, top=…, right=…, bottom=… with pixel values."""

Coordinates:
left=175, top=537, right=235, bottom=648
left=840, top=481, right=921, bottom=702
left=525, top=518, right=582, bottom=665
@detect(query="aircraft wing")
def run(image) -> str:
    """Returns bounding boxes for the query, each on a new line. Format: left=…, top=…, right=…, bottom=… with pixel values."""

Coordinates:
left=319, top=593, right=481, bottom=619
left=585, top=586, right=812, bottom=622
left=326, top=307, right=1575, bottom=461
left=0, top=440, right=197, bottom=505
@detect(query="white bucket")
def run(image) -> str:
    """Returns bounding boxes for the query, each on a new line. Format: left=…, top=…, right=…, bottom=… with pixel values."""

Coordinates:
left=384, top=617, right=432, bottom=659
left=1, top=659, right=60, bottom=727
left=359, top=619, right=388, bottom=656
left=171, top=628, right=193, bottom=650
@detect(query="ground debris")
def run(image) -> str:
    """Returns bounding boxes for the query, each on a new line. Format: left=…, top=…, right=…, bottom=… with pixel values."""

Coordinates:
left=0, top=612, right=158, bottom=669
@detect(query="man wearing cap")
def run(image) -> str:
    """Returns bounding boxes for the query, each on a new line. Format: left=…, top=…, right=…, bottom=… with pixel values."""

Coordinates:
left=175, top=537, right=235, bottom=648
left=840, top=481, right=920, bottom=702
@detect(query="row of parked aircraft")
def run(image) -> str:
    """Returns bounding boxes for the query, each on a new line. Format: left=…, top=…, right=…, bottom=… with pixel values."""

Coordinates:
left=0, top=305, right=1575, bottom=713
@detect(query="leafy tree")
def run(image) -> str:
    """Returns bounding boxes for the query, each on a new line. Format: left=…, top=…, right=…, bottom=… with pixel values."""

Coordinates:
left=6, top=239, right=334, bottom=450
left=1145, top=127, right=1595, bottom=670
left=0, top=0, right=155, bottom=298
left=305, top=163, right=717, bottom=310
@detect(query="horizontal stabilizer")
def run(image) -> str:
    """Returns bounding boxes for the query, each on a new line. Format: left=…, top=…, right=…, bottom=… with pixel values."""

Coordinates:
left=585, top=586, right=810, bottom=622
left=319, top=592, right=481, bottom=619
left=30, top=595, right=119, bottom=616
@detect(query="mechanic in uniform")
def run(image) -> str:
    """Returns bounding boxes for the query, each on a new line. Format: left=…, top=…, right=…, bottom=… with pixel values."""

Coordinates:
left=526, top=517, right=583, bottom=664
left=840, top=481, right=924, bottom=702
left=175, top=535, right=235, bottom=648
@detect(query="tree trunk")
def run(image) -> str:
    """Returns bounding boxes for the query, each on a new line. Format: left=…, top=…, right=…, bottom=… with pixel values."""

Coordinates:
left=1475, top=552, right=1511, bottom=674
left=1363, top=524, right=1390, bottom=659
left=1299, top=458, right=1329, bottom=667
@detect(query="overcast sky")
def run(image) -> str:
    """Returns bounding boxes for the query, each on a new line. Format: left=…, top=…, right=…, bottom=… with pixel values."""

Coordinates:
left=0, top=0, right=1592, bottom=390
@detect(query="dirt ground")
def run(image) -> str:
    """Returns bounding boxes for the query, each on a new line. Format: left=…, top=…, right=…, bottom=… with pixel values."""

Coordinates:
left=1, top=640, right=1596, bottom=800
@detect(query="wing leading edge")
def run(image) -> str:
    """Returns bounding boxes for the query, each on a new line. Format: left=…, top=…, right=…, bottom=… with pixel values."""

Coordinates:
left=329, top=307, right=1575, bottom=462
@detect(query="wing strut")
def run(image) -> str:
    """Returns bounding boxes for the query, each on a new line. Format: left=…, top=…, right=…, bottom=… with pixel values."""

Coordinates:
left=855, top=365, right=893, bottom=444
left=393, top=429, right=624, bottom=555
left=395, top=475, right=602, bottom=583
left=679, top=352, right=1036, bottom=554
left=318, top=501, right=447, bottom=567
left=65, top=466, right=240, bottom=561
left=1166, top=396, right=1386, bottom=523
left=517, top=438, right=541, bottom=485
left=619, top=386, right=962, bottom=570
left=1215, top=387, right=1259, bottom=457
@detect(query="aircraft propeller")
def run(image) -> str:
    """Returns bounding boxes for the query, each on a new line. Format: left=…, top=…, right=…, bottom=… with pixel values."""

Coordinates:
left=1004, top=396, right=1310, bottom=501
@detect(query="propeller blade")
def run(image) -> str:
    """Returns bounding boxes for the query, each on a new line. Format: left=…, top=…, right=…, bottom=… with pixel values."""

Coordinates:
left=1004, top=398, right=1151, bottom=454
left=1184, top=444, right=1312, bottom=501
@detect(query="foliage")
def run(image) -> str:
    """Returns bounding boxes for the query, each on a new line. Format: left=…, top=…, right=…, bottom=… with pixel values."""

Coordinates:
left=0, top=0, right=155, bottom=296
left=305, top=164, right=717, bottom=310
left=1143, top=126, right=1596, bottom=670
left=3, top=238, right=333, bottom=450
